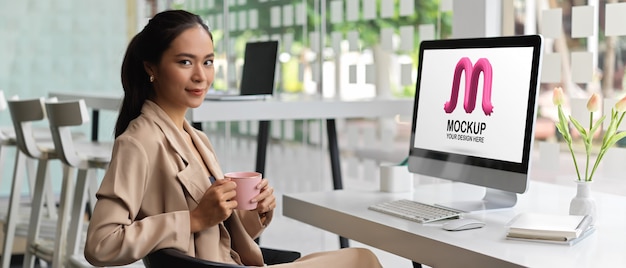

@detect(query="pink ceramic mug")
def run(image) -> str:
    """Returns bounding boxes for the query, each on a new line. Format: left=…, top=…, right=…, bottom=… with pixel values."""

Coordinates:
left=225, top=171, right=262, bottom=210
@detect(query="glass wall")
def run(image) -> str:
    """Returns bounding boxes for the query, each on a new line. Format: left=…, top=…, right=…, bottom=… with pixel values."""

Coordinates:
left=177, top=0, right=452, bottom=100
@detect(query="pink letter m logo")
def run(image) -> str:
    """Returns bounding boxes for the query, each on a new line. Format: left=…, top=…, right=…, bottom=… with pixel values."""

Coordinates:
left=443, top=57, right=494, bottom=116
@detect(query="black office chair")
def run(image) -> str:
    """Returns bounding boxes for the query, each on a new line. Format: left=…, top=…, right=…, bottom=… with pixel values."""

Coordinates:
left=143, top=247, right=301, bottom=268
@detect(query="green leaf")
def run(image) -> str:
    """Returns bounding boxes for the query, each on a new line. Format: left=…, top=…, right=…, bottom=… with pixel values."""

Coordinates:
left=557, top=106, right=569, bottom=126
left=603, top=126, right=615, bottom=147
left=557, top=106, right=572, bottom=141
left=569, top=116, right=588, bottom=139
left=563, top=133, right=572, bottom=144
left=555, top=123, right=567, bottom=137
left=603, top=110, right=619, bottom=147
left=559, top=124, right=572, bottom=142
left=589, top=115, right=606, bottom=136
left=606, top=131, right=626, bottom=149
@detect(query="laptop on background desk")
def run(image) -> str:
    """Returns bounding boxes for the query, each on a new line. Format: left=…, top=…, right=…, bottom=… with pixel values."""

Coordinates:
left=205, top=40, right=279, bottom=101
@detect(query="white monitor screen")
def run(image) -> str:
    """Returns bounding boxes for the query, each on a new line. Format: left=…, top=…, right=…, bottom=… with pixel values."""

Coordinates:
left=408, top=35, right=543, bottom=201
left=413, top=47, right=535, bottom=164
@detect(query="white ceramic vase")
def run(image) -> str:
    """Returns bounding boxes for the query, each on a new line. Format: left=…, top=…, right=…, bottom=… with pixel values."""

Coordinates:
left=569, top=180, right=597, bottom=224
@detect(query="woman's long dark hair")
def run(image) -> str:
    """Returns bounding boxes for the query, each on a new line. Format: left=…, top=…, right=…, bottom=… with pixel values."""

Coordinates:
left=115, top=10, right=212, bottom=137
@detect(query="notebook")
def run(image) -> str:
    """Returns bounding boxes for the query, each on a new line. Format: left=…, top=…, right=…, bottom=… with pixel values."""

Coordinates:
left=205, top=40, right=279, bottom=101
left=506, top=226, right=595, bottom=246
left=506, top=213, right=593, bottom=241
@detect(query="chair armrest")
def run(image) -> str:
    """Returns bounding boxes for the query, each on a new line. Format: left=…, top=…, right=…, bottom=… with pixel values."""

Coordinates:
left=260, top=247, right=301, bottom=265
left=143, top=247, right=301, bottom=267
left=143, top=248, right=246, bottom=268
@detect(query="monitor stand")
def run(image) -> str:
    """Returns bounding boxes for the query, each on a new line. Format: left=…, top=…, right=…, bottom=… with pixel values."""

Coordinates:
left=436, top=188, right=517, bottom=212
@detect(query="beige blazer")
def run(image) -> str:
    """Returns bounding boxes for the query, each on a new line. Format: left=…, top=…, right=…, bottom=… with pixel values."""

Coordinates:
left=85, top=101, right=270, bottom=267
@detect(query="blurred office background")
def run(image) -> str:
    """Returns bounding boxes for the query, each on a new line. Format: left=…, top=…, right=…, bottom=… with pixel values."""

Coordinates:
left=2, top=0, right=626, bottom=267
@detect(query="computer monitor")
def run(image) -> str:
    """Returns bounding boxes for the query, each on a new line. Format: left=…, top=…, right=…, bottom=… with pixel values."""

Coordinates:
left=408, top=35, right=543, bottom=212
left=240, top=40, right=279, bottom=96
left=205, top=40, right=278, bottom=101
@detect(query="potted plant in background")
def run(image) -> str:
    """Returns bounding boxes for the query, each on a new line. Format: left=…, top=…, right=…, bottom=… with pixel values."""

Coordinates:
left=553, top=87, right=626, bottom=222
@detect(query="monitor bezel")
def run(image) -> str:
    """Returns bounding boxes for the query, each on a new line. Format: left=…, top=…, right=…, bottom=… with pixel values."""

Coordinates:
left=408, top=35, right=543, bottom=190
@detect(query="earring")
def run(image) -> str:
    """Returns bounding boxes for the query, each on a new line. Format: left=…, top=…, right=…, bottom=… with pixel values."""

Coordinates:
left=149, top=75, right=154, bottom=82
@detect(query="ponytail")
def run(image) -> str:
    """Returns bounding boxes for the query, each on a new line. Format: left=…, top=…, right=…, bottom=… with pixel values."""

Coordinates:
left=115, top=33, right=153, bottom=137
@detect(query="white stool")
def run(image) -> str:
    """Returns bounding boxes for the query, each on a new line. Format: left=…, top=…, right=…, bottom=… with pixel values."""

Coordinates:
left=46, top=100, right=143, bottom=268
left=1, top=98, right=60, bottom=268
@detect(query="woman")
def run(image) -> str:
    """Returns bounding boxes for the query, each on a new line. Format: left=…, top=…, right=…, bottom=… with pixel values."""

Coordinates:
left=84, top=10, right=381, bottom=267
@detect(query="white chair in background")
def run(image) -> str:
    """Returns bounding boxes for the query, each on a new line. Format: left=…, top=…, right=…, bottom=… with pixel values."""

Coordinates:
left=0, top=91, right=52, bottom=205
left=45, top=100, right=143, bottom=268
left=0, top=90, right=33, bottom=268
left=5, top=97, right=91, bottom=268
left=0, top=90, right=17, bottom=193
left=1, top=97, right=61, bottom=268
left=0, top=89, right=22, bottom=226
left=0, top=90, right=39, bottom=222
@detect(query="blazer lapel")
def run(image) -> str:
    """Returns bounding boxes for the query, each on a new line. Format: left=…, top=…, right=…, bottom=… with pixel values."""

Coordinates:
left=184, top=122, right=224, bottom=180
left=141, top=101, right=209, bottom=204
left=176, top=165, right=207, bottom=204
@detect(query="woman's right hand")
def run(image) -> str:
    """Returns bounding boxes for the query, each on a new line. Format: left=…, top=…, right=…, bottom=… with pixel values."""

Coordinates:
left=189, top=178, right=238, bottom=233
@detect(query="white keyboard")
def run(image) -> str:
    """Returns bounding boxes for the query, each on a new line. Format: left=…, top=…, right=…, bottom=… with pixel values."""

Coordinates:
left=368, top=199, right=462, bottom=223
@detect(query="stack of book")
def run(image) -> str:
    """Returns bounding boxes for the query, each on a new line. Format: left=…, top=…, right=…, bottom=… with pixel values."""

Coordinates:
left=506, top=212, right=595, bottom=245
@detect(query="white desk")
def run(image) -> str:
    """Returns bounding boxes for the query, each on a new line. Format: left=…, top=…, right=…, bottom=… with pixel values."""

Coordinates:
left=283, top=181, right=626, bottom=267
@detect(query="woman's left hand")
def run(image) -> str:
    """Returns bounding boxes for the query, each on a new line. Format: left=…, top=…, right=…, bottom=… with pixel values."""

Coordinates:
left=251, top=178, right=275, bottom=216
